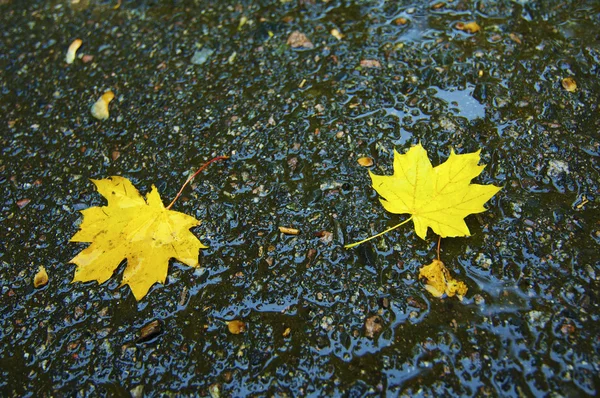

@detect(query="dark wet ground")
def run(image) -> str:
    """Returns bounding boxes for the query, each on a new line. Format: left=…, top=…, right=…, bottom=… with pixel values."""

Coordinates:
left=1, top=0, right=599, bottom=396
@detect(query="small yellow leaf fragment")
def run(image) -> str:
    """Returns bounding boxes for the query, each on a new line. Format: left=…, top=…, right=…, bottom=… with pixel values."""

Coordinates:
left=446, top=278, right=468, bottom=299
left=330, top=28, right=344, bottom=40
left=419, top=260, right=446, bottom=297
left=464, top=22, right=481, bottom=33
left=456, top=21, right=481, bottom=33
left=238, top=16, right=248, bottom=30
left=34, top=266, right=48, bottom=288
left=227, top=320, right=246, bottom=334
left=357, top=156, right=374, bottom=167
left=279, top=226, right=300, bottom=235
left=66, top=39, right=82, bottom=64
left=282, top=327, right=291, bottom=337
left=91, top=91, right=115, bottom=120
left=228, top=51, right=237, bottom=64
left=419, top=259, right=468, bottom=300
left=561, top=77, right=577, bottom=92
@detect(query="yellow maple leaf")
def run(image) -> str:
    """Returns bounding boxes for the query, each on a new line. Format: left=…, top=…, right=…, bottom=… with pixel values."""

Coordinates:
left=69, top=176, right=207, bottom=300
left=369, top=143, right=501, bottom=240
left=419, top=259, right=468, bottom=300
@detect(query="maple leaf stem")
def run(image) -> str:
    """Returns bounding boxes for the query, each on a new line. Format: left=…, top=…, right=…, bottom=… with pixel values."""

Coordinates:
left=166, top=155, right=230, bottom=210
left=437, top=235, right=442, bottom=261
left=344, top=216, right=413, bottom=249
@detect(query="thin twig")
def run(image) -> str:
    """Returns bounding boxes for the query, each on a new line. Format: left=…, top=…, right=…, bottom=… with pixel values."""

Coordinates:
left=437, top=235, right=441, bottom=261
left=166, top=155, right=229, bottom=210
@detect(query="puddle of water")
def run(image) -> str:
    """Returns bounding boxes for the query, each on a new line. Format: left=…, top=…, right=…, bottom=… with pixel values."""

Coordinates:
left=432, top=84, right=486, bottom=121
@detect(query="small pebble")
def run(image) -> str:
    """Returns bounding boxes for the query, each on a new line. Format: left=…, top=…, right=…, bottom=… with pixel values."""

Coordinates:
left=17, top=198, right=31, bottom=208
left=137, top=320, right=162, bottom=342
left=130, top=385, right=144, bottom=398
left=317, top=230, right=333, bottom=244
left=364, top=315, right=383, bottom=338
left=209, top=383, right=220, bottom=398
left=191, top=48, right=214, bottom=65
left=360, top=59, right=381, bottom=69
left=380, top=297, right=390, bottom=309
left=287, top=31, right=314, bottom=49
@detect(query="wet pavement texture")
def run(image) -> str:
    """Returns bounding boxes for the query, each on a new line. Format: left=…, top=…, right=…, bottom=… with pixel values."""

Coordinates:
left=1, top=0, right=599, bottom=396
